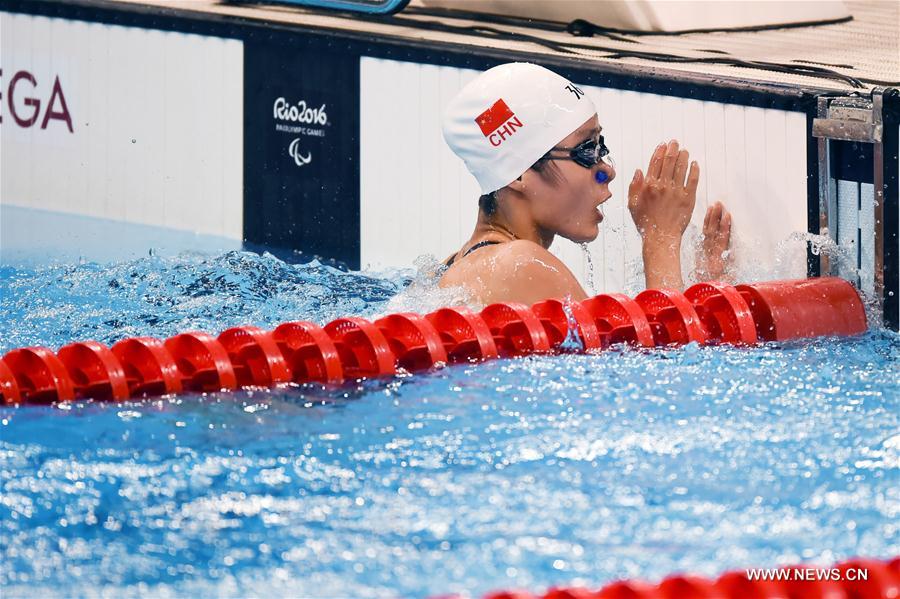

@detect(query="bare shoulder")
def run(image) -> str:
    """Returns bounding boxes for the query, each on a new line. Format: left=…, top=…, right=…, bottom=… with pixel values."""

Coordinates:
left=495, top=239, right=569, bottom=269
left=439, top=239, right=587, bottom=305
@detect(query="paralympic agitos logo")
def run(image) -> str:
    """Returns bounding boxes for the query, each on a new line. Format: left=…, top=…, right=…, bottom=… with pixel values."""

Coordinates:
left=0, top=69, right=74, bottom=133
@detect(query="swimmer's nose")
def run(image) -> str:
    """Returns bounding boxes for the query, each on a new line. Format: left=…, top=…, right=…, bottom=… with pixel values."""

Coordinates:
left=595, top=163, right=615, bottom=184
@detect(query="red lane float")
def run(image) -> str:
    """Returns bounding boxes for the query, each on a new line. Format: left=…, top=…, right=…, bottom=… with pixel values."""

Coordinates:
left=375, top=312, right=448, bottom=371
left=889, top=556, right=900, bottom=576
left=426, top=306, right=498, bottom=363
left=218, top=326, right=291, bottom=387
left=656, top=575, right=724, bottom=599
left=837, top=558, right=900, bottom=598
left=272, top=321, right=344, bottom=385
left=1, top=347, right=75, bottom=403
left=111, top=337, right=183, bottom=397
left=685, top=282, right=757, bottom=345
left=532, top=298, right=603, bottom=352
left=481, top=302, right=552, bottom=357
left=593, top=581, right=662, bottom=599
left=634, top=289, right=707, bottom=345
left=778, top=567, right=845, bottom=599
left=714, top=570, right=789, bottom=599
left=164, top=332, right=237, bottom=393
left=0, top=358, right=22, bottom=405
left=544, top=588, right=598, bottom=599
left=736, top=277, right=867, bottom=341
left=581, top=293, right=655, bottom=348
left=57, top=341, right=129, bottom=401
left=0, top=277, right=869, bottom=405
left=479, top=556, right=899, bottom=599
left=324, top=317, right=395, bottom=378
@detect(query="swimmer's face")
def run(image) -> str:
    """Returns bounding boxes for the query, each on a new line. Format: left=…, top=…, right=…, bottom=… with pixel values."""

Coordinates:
left=522, top=115, right=615, bottom=243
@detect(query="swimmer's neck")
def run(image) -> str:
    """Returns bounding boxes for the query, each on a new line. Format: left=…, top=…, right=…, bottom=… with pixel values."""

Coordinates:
left=473, top=206, right=554, bottom=250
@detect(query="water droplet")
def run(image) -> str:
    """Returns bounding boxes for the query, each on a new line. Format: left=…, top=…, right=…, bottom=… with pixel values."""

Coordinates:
left=580, top=243, right=598, bottom=295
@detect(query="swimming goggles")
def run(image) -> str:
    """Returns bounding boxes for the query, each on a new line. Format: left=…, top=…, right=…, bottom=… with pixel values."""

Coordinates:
left=543, top=134, right=611, bottom=169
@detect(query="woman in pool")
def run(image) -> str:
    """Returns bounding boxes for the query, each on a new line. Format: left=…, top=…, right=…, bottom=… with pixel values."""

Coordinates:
left=439, top=62, right=732, bottom=305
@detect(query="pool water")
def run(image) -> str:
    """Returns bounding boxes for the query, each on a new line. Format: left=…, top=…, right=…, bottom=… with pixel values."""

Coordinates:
left=1, top=211, right=898, bottom=598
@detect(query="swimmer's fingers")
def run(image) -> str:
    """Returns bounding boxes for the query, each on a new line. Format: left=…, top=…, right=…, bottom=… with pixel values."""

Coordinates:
left=660, top=140, right=680, bottom=181
left=673, top=149, right=690, bottom=187
left=647, top=143, right=666, bottom=180
left=704, top=202, right=723, bottom=236
left=686, top=161, right=700, bottom=197
left=628, top=168, right=644, bottom=215
left=629, top=168, right=644, bottom=198
left=722, top=210, right=733, bottom=246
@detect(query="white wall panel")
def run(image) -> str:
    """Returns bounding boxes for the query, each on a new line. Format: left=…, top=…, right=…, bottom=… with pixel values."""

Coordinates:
left=436, top=66, right=463, bottom=260
left=418, top=63, right=441, bottom=260
left=360, top=57, right=810, bottom=291
left=397, top=60, right=422, bottom=263
left=681, top=98, right=710, bottom=227
left=84, top=20, right=110, bottom=221
left=0, top=12, right=244, bottom=239
left=455, top=68, right=481, bottom=246
left=780, top=111, right=810, bottom=278
left=359, top=54, right=384, bottom=268
left=617, top=89, right=647, bottom=294
left=596, top=86, right=625, bottom=294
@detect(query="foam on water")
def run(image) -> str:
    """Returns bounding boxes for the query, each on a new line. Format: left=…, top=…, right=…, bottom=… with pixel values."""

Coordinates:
left=0, top=250, right=410, bottom=352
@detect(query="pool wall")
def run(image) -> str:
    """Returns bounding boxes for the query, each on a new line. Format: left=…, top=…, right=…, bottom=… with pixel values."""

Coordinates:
left=0, top=10, right=244, bottom=240
left=0, top=0, right=897, bottom=328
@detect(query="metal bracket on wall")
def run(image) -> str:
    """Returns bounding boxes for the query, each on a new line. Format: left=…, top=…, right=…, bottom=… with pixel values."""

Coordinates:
left=813, top=88, right=886, bottom=324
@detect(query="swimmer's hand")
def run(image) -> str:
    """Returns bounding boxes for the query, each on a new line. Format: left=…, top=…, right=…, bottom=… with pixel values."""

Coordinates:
left=628, top=140, right=698, bottom=242
left=696, top=201, right=733, bottom=282
left=628, top=140, right=699, bottom=290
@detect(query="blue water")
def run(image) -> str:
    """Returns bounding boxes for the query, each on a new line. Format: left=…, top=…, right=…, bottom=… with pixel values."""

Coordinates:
left=1, top=213, right=898, bottom=598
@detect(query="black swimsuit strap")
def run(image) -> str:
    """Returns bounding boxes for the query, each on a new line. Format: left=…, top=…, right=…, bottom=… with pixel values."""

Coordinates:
left=444, top=240, right=503, bottom=267
left=464, top=239, right=503, bottom=257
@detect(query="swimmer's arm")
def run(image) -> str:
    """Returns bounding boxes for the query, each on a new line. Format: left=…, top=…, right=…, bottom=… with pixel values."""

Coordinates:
left=641, top=233, right=684, bottom=290
left=629, top=140, right=698, bottom=291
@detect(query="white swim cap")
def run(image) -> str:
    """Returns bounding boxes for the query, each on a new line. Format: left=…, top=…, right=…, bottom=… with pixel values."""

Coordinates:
left=441, top=62, right=597, bottom=194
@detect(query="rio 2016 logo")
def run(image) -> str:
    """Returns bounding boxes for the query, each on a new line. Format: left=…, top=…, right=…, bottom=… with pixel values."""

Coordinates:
left=273, top=97, right=327, bottom=126
left=288, top=138, right=311, bottom=167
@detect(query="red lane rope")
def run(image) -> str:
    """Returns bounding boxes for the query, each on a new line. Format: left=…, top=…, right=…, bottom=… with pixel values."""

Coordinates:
left=476, top=556, right=900, bottom=599
left=0, top=277, right=868, bottom=405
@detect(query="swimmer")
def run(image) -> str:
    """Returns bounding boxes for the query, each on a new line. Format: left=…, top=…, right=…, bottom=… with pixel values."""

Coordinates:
left=438, top=62, right=732, bottom=305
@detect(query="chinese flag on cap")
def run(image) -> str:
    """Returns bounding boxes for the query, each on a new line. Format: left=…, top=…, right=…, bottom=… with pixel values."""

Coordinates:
left=475, top=99, right=514, bottom=137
